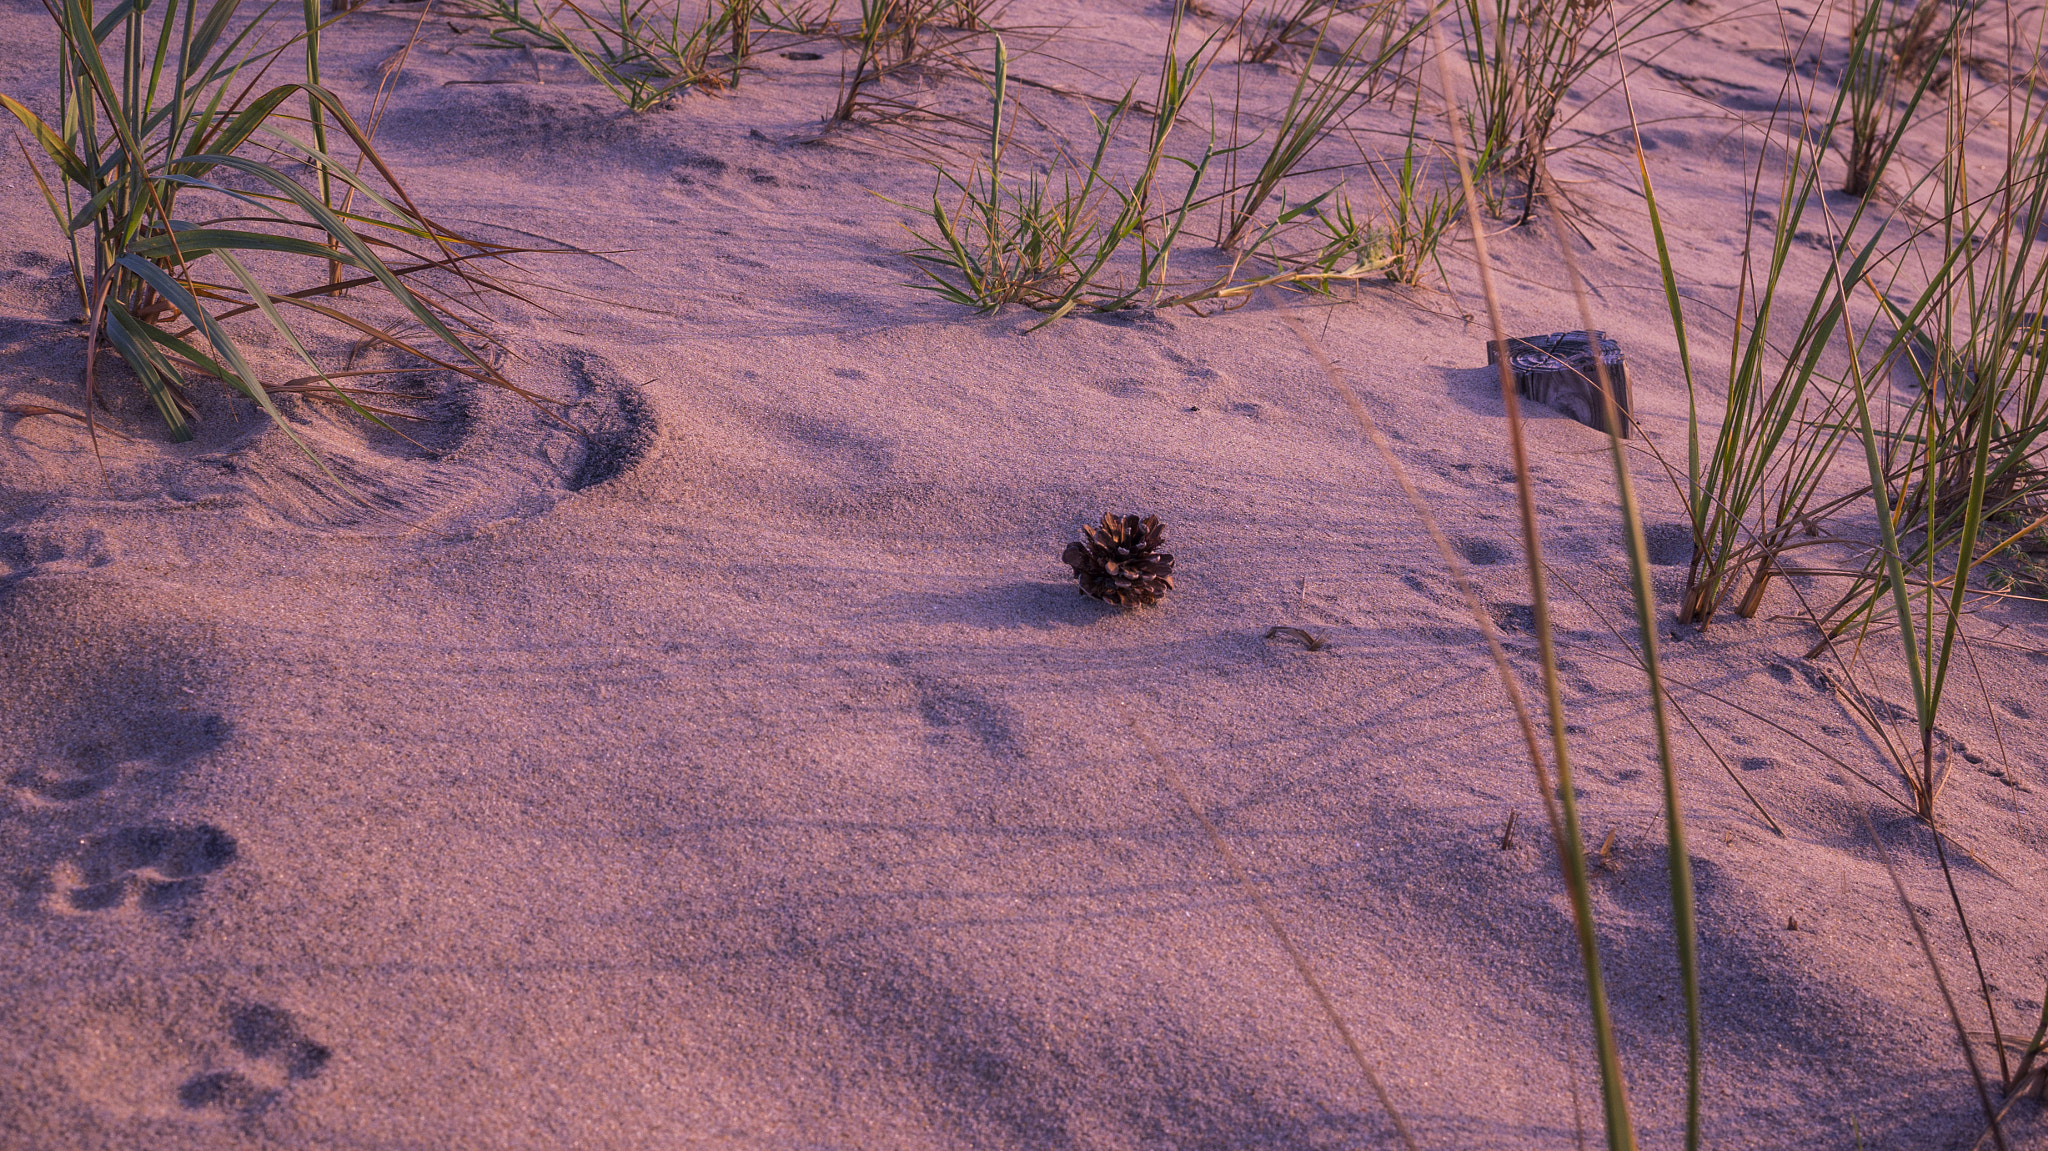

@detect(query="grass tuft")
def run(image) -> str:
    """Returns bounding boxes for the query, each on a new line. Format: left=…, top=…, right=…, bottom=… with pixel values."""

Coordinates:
left=3, top=0, right=551, bottom=461
left=461, top=0, right=753, bottom=110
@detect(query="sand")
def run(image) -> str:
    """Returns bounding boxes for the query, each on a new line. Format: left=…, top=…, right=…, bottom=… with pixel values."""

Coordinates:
left=2, top=0, right=2045, bottom=1146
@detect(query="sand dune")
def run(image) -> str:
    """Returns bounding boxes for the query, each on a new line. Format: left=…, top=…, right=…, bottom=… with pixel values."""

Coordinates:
left=3, top=0, right=2045, bottom=1146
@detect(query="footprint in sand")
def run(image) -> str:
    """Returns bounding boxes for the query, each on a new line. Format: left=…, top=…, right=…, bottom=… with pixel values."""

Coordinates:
left=1, top=578, right=243, bottom=920
left=47, top=823, right=239, bottom=915
left=564, top=353, right=659, bottom=492
left=178, top=1003, right=333, bottom=1117
left=8, top=750, right=129, bottom=805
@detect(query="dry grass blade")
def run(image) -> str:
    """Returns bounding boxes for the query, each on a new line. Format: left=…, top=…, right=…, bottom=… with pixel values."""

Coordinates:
left=1540, top=167, right=1702, bottom=1150
left=1864, top=812, right=2009, bottom=1151
left=1127, top=718, right=1419, bottom=1151
left=2, top=403, right=137, bottom=439
left=1426, top=13, right=1635, bottom=1147
left=1263, top=624, right=1328, bottom=650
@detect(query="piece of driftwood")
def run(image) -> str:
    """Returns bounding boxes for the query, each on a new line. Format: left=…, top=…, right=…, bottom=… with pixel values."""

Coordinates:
left=1485, top=330, right=1631, bottom=437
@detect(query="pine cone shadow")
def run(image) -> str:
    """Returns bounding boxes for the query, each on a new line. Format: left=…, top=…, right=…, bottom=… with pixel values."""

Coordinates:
left=910, top=581, right=1125, bottom=631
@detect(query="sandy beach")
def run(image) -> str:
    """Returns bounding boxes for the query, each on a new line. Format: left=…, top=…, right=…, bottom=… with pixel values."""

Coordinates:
left=2, top=0, right=2045, bottom=1145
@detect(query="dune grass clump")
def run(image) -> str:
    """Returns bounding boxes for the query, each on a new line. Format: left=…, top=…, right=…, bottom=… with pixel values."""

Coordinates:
left=1640, top=0, right=2048, bottom=836
left=3, top=0, right=542, bottom=449
left=1840, top=0, right=1908, bottom=196
left=460, top=0, right=869, bottom=110
left=463, top=0, right=752, bottom=109
left=1450, top=0, right=1676, bottom=221
left=903, top=11, right=1428, bottom=323
left=1220, top=3, right=1422, bottom=250
left=1660, top=0, right=1948, bottom=633
left=901, top=27, right=1216, bottom=320
left=1372, top=75, right=1461, bottom=286
left=826, top=0, right=1008, bottom=128
left=1238, top=0, right=1337, bottom=64
left=1238, top=0, right=1409, bottom=71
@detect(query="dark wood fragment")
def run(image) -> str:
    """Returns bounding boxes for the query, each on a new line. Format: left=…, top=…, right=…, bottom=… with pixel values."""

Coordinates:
left=1485, top=330, right=1632, bottom=437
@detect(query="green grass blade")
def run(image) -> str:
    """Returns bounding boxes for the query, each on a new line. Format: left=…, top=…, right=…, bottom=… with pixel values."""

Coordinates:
left=127, top=225, right=373, bottom=265
left=1544, top=175, right=1703, bottom=1151
left=102, top=300, right=195, bottom=439
left=0, top=91, right=93, bottom=185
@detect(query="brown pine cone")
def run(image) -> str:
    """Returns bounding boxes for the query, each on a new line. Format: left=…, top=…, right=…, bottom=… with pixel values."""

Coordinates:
left=1062, top=513, right=1175, bottom=606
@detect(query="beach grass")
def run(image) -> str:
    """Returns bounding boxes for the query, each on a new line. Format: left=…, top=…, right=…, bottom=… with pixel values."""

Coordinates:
left=1617, top=2, right=2048, bottom=1140
left=826, top=0, right=1007, bottom=127
left=2, top=0, right=547, bottom=457
left=461, top=0, right=744, bottom=109
left=900, top=3, right=1441, bottom=321
left=1448, top=0, right=1674, bottom=221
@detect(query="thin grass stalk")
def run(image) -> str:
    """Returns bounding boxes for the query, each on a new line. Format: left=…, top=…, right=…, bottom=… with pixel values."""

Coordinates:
left=1839, top=307, right=1938, bottom=816
left=1273, top=292, right=1607, bottom=1151
left=1540, top=171, right=1701, bottom=1151
left=2010, top=984, right=2048, bottom=1097
left=1603, top=11, right=1700, bottom=553
left=1268, top=285, right=1577, bottom=976
left=1128, top=721, right=1419, bottom=1151
left=1865, top=813, right=2010, bottom=1151
left=1451, top=0, right=1514, bottom=215
left=302, top=0, right=339, bottom=285
left=1220, top=0, right=1417, bottom=249
left=1428, top=17, right=1634, bottom=1149
left=1930, top=827, right=2010, bottom=1086
left=1919, top=347, right=2003, bottom=813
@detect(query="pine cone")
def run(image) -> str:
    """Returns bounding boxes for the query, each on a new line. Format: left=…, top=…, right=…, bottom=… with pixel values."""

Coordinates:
left=1062, top=513, right=1175, bottom=606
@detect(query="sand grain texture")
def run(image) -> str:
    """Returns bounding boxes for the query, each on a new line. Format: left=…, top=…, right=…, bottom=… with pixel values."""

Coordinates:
left=2, top=0, right=2046, bottom=1146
